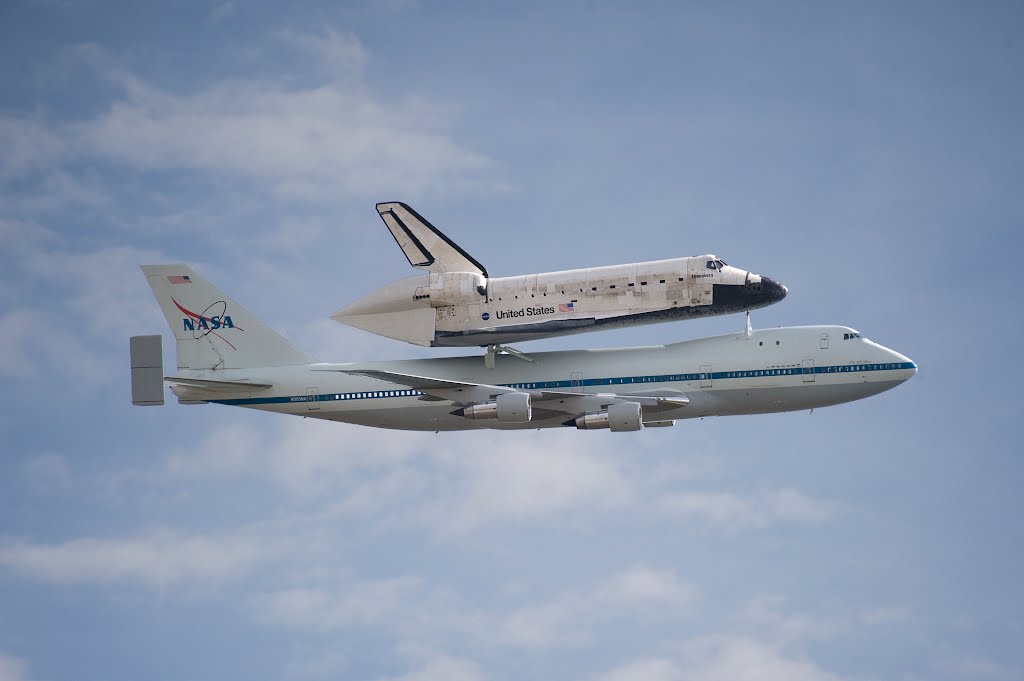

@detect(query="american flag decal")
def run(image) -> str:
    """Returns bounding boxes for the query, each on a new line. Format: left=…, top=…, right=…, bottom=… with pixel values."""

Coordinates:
left=559, top=302, right=574, bottom=313
left=167, top=275, right=192, bottom=284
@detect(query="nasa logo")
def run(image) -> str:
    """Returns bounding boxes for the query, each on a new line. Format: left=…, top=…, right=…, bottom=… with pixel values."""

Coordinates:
left=481, top=312, right=490, bottom=321
left=173, top=298, right=244, bottom=350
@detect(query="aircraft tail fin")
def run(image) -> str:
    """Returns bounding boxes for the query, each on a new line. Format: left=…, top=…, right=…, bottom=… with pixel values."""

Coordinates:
left=376, top=202, right=488, bottom=277
left=141, top=265, right=315, bottom=370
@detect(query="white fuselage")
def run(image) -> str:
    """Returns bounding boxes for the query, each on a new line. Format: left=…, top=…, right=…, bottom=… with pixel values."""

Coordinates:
left=179, top=325, right=916, bottom=432
left=334, top=255, right=788, bottom=347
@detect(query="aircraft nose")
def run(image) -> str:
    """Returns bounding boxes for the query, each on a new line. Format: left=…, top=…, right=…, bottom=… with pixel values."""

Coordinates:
left=881, top=346, right=918, bottom=383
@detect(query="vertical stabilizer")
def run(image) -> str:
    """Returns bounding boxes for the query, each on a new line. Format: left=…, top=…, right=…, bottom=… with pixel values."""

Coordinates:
left=376, top=202, right=488, bottom=276
left=141, top=265, right=315, bottom=370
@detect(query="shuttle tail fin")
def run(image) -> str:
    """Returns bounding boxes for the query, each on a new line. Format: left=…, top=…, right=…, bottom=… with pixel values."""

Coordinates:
left=376, top=202, right=488, bottom=277
left=141, top=265, right=316, bottom=370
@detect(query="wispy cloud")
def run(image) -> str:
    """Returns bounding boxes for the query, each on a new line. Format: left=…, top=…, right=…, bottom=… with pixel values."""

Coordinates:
left=424, top=432, right=634, bottom=534
left=158, top=416, right=837, bottom=538
left=0, top=223, right=169, bottom=382
left=0, top=529, right=278, bottom=587
left=654, top=487, right=834, bottom=529
left=256, top=576, right=424, bottom=630
left=594, top=634, right=844, bottom=681
left=0, top=653, right=33, bottom=681
left=376, top=655, right=484, bottom=681
left=0, top=37, right=494, bottom=206
left=276, top=28, right=369, bottom=78
left=498, top=567, right=698, bottom=649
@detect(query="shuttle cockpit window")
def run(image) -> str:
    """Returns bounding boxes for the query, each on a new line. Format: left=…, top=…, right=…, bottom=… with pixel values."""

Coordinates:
left=705, top=259, right=728, bottom=271
left=843, top=332, right=863, bottom=340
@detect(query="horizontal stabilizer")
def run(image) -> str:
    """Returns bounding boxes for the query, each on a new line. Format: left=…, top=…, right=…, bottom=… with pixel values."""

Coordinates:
left=131, top=335, right=164, bottom=406
left=376, top=202, right=487, bottom=276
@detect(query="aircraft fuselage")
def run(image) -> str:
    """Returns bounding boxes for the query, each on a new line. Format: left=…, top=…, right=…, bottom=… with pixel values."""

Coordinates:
left=176, top=325, right=916, bottom=431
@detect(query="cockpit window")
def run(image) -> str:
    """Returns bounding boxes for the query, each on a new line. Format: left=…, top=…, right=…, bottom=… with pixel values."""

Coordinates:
left=717, top=259, right=727, bottom=268
left=843, top=332, right=863, bottom=340
left=705, top=259, right=727, bottom=271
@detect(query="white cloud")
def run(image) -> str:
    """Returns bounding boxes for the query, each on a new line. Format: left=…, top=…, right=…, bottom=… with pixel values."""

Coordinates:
left=594, top=635, right=844, bottom=681
left=376, top=655, right=484, bottom=681
left=675, top=636, right=843, bottom=681
left=859, top=605, right=909, bottom=625
left=498, top=567, right=697, bottom=649
left=592, top=657, right=679, bottom=681
left=257, top=576, right=424, bottom=631
left=0, top=231, right=169, bottom=383
left=0, top=529, right=277, bottom=588
left=0, top=115, right=65, bottom=182
left=426, top=432, right=633, bottom=534
left=160, top=416, right=835, bottom=540
left=164, top=418, right=421, bottom=496
left=277, top=28, right=368, bottom=77
left=207, top=1, right=234, bottom=24
left=0, top=35, right=495, bottom=210
left=654, top=487, right=833, bottom=529
left=47, top=40, right=492, bottom=202
left=161, top=418, right=634, bottom=532
left=0, top=653, right=32, bottom=681
left=733, top=596, right=837, bottom=646
left=22, top=453, right=73, bottom=493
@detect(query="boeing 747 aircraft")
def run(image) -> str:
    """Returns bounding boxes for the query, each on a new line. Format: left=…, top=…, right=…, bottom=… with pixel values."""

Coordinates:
left=132, top=265, right=916, bottom=432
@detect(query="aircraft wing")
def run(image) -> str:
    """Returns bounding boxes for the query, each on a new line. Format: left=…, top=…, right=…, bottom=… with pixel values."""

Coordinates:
left=376, top=202, right=488, bottom=276
left=164, top=376, right=272, bottom=392
left=333, top=368, right=688, bottom=415
left=333, top=368, right=514, bottom=403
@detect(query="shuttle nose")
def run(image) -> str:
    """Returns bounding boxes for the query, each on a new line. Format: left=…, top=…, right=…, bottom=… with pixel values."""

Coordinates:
left=715, top=272, right=789, bottom=314
left=762, top=276, right=788, bottom=304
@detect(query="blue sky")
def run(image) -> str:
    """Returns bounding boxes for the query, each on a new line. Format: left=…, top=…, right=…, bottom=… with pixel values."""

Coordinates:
left=1, top=2, right=1021, bottom=680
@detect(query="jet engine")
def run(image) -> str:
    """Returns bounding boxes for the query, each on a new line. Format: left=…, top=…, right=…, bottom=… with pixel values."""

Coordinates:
left=571, top=402, right=642, bottom=431
left=453, top=392, right=532, bottom=423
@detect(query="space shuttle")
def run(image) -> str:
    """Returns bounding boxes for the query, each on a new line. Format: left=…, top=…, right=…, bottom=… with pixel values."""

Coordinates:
left=333, top=202, right=788, bottom=350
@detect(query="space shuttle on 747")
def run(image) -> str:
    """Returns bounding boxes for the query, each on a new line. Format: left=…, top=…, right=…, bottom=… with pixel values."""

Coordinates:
left=333, top=203, right=788, bottom=351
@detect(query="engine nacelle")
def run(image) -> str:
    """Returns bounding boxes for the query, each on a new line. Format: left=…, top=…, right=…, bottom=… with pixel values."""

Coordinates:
left=455, top=392, right=532, bottom=423
left=572, top=402, right=642, bottom=432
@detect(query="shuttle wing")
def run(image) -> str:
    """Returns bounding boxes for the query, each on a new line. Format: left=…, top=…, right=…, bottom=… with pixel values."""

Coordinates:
left=376, top=202, right=487, bottom=276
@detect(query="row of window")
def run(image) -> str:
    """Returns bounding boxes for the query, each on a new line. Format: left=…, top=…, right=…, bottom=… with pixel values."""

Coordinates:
left=822, top=363, right=901, bottom=372
left=494, top=279, right=680, bottom=300
left=722, top=369, right=803, bottom=378
left=329, top=390, right=423, bottom=400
